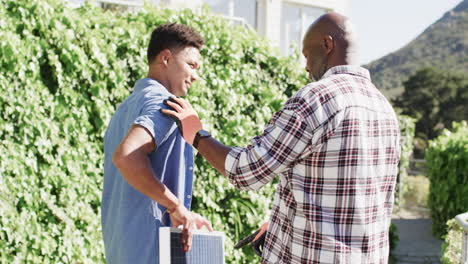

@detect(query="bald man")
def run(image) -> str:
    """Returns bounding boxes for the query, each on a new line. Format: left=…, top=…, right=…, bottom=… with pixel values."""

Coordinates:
left=162, top=13, right=401, bottom=264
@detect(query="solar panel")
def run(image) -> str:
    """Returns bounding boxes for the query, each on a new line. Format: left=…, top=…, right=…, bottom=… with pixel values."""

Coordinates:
left=159, top=227, right=225, bottom=264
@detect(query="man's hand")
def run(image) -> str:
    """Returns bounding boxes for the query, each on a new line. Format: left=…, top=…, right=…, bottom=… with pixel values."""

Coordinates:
left=251, top=221, right=268, bottom=257
left=169, top=203, right=213, bottom=252
left=160, top=97, right=202, bottom=145
left=253, top=221, right=268, bottom=242
left=191, top=212, right=214, bottom=232
left=234, top=221, right=268, bottom=257
left=169, top=203, right=194, bottom=252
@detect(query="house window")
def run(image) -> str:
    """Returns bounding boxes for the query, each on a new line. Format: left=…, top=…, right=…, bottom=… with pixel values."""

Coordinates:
left=68, top=0, right=146, bottom=11
left=281, top=2, right=325, bottom=57
left=203, top=0, right=229, bottom=14
left=234, top=0, right=257, bottom=28
left=68, top=0, right=86, bottom=7
left=204, top=0, right=257, bottom=28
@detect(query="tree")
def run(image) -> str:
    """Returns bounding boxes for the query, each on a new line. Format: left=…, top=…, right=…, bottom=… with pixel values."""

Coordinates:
left=394, top=68, right=468, bottom=143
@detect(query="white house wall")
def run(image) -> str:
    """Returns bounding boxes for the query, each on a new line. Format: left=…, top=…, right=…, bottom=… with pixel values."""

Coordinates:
left=67, top=0, right=349, bottom=57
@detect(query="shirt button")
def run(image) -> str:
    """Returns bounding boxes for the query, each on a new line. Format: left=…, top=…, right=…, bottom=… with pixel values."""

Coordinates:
left=187, top=195, right=191, bottom=199
left=188, top=166, right=193, bottom=171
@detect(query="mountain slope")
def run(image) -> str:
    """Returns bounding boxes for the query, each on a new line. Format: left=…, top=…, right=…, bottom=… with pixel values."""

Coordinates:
left=366, top=0, right=468, bottom=99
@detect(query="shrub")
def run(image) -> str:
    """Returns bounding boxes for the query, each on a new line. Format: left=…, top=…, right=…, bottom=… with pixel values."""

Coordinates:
left=426, top=121, right=468, bottom=237
left=441, top=218, right=464, bottom=264
left=398, top=114, right=416, bottom=176
left=401, top=175, right=430, bottom=208
left=0, top=0, right=305, bottom=263
left=0, top=0, right=414, bottom=262
left=389, top=222, right=399, bottom=251
left=395, top=114, right=416, bottom=206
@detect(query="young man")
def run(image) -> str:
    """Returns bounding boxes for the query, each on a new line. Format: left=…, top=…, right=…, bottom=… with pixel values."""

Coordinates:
left=163, top=13, right=401, bottom=263
left=102, top=23, right=212, bottom=264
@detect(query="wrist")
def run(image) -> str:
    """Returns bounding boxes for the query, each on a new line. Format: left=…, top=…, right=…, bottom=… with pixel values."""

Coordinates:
left=161, top=200, right=182, bottom=226
left=167, top=200, right=182, bottom=213
left=193, top=129, right=211, bottom=149
left=184, top=116, right=203, bottom=145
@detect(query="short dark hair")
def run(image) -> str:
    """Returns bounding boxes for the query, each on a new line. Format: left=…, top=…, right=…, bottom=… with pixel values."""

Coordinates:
left=147, top=23, right=204, bottom=64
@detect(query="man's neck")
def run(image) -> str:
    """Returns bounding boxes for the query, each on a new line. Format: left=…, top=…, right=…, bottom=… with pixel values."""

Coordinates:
left=328, top=60, right=358, bottom=69
left=147, top=68, right=170, bottom=92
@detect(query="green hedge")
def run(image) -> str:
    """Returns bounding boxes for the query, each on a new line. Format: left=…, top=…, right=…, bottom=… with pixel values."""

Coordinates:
left=388, top=114, right=415, bottom=252
left=426, top=121, right=468, bottom=237
left=395, top=114, right=416, bottom=206
left=0, top=0, right=414, bottom=263
left=0, top=0, right=305, bottom=263
left=441, top=218, right=465, bottom=264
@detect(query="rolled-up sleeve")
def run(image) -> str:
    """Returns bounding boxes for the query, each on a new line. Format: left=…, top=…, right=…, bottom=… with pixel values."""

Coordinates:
left=133, top=91, right=175, bottom=147
left=225, top=106, right=311, bottom=191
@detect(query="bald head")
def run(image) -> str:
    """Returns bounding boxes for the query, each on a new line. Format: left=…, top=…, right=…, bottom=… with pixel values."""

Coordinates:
left=302, top=12, right=358, bottom=81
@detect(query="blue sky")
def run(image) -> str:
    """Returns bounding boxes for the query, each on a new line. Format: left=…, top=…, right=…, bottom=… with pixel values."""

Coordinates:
left=349, top=0, right=463, bottom=65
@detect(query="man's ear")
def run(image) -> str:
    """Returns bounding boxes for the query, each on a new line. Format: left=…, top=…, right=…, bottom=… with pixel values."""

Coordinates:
left=158, top=49, right=172, bottom=67
left=322, top=35, right=334, bottom=55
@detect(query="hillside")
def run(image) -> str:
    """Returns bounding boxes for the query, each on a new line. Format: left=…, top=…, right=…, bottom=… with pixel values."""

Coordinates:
left=366, top=0, right=468, bottom=99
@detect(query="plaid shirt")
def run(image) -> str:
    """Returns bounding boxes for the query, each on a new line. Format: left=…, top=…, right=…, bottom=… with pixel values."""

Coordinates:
left=225, top=66, right=401, bottom=264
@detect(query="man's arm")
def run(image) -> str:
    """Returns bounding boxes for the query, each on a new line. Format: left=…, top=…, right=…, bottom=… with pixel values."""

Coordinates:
left=161, top=97, right=311, bottom=191
left=160, top=98, right=231, bottom=176
left=195, top=136, right=231, bottom=177
left=112, top=124, right=212, bottom=251
left=112, top=124, right=180, bottom=208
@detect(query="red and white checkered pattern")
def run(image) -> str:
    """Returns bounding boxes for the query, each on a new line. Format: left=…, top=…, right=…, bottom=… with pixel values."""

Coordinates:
left=225, top=65, right=401, bottom=264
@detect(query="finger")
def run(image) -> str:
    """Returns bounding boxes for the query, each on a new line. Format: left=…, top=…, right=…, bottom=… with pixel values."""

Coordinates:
left=192, top=214, right=214, bottom=232
left=200, top=218, right=213, bottom=232
left=181, top=225, right=187, bottom=250
left=171, top=96, right=185, bottom=105
left=205, top=220, right=214, bottom=232
left=183, top=222, right=194, bottom=252
left=182, top=221, right=191, bottom=249
left=186, top=228, right=193, bottom=252
left=173, top=97, right=190, bottom=109
left=164, top=100, right=183, bottom=112
left=168, top=96, right=180, bottom=105
left=253, top=228, right=266, bottom=242
left=253, top=242, right=263, bottom=257
left=253, top=222, right=268, bottom=241
left=160, top=108, right=180, bottom=117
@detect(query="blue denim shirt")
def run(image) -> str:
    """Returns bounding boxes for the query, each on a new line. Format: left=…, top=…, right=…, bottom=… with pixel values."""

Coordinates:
left=102, top=78, right=194, bottom=264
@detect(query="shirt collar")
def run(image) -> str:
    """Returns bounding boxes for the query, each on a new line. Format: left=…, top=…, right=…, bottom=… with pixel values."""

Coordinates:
left=321, top=65, right=371, bottom=81
left=133, top=77, right=172, bottom=95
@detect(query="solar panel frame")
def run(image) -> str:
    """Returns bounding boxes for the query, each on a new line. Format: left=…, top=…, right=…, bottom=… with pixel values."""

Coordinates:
left=159, top=227, right=225, bottom=264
